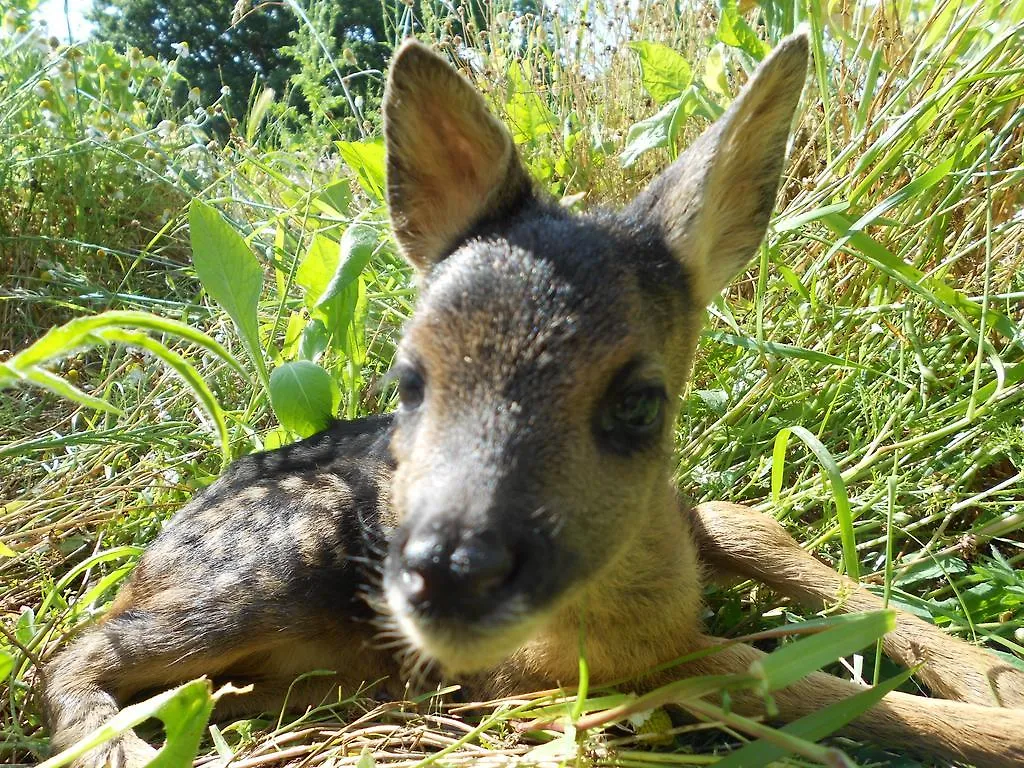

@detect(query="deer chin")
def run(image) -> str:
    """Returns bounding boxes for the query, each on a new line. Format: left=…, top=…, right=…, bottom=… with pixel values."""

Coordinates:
left=385, top=581, right=550, bottom=674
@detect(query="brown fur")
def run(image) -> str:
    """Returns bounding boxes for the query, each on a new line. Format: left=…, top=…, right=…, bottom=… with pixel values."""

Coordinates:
left=39, top=34, right=1024, bottom=768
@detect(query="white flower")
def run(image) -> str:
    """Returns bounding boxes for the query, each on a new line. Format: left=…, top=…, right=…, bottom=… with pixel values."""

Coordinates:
left=220, top=85, right=231, bottom=96
left=156, top=119, right=174, bottom=139
left=171, top=41, right=190, bottom=59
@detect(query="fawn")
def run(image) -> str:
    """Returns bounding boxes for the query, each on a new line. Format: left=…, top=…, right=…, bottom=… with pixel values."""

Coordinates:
left=42, top=33, right=1024, bottom=768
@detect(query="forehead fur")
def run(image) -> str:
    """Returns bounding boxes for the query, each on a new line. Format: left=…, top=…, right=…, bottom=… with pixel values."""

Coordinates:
left=405, top=199, right=689, bottom=377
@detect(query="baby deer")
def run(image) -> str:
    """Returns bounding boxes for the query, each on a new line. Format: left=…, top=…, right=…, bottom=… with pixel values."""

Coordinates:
left=42, top=32, right=1024, bottom=768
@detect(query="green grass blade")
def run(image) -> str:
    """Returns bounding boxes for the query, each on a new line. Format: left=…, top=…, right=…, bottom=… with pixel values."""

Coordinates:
left=772, top=425, right=859, bottom=580
left=749, top=610, right=896, bottom=694
left=715, top=667, right=915, bottom=768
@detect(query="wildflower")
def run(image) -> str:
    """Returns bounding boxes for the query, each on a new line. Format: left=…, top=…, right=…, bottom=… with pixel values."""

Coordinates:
left=170, top=41, right=190, bottom=59
left=220, top=85, right=231, bottom=96
left=343, top=47, right=357, bottom=66
left=156, top=120, right=174, bottom=139
left=188, top=87, right=201, bottom=104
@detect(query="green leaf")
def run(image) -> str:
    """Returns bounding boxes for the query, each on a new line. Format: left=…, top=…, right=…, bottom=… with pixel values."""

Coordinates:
left=329, top=223, right=378, bottom=304
left=297, top=223, right=375, bottom=310
left=296, top=225, right=376, bottom=358
left=2, top=311, right=249, bottom=380
left=38, top=679, right=214, bottom=768
left=0, top=650, right=13, bottom=681
left=620, top=93, right=693, bottom=167
left=188, top=200, right=268, bottom=386
left=21, top=367, right=122, bottom=414
left=749, top=611, right=896, bottom=694
left=717, top=0, right=770, bottom=60
left=336, top=139, right=386, bottom=202
left=714, top=667, right=915, bottom=768
left=702, top=42, right=729, bottom=96
left=269, top=361, right=340, bottom=437
left=628, top=41, right=693, bottom=104
left=0, top=540, right=15, bottom=557
left=772, top=425, right=859, bottom=581
left=95, top=328, right=231, bottom=457
left=704, top=329, right=881, bottom=377
left=506, top=66, right=558, bottom=144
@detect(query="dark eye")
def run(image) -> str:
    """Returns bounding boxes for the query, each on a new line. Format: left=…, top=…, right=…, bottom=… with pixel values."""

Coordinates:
left=595, top=380, right=668, bottom=454
left=606, top=386, right=665, bottom=433
left=396, top=367, right=425, bottom=411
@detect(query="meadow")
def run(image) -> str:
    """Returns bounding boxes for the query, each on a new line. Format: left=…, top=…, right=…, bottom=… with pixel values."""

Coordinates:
left=1, top=0, right=1023, bottom=766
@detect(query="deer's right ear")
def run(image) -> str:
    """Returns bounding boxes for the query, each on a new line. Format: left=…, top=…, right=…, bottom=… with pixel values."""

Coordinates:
left=384, top=40, right=533, bottom=273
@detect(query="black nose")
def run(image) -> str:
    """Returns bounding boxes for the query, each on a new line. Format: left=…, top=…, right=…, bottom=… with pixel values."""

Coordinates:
left=395, top=525, right=518, bottom=618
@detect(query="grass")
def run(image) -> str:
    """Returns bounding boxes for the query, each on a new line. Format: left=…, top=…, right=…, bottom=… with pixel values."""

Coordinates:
left=2, top=0, right=1024, bottom=766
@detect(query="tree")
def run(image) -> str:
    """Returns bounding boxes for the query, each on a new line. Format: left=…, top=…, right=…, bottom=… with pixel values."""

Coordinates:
left=89, top=0, right=389, bottom=122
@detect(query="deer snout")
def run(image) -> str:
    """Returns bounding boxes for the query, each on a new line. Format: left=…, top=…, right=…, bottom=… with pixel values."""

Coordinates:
left=393, top=522, right=520, bottom=619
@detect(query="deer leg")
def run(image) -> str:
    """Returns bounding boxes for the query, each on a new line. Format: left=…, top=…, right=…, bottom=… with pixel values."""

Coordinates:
left=684, top=635, right=1024, bottom=768
left=690, top=500, right=1024, bottom=708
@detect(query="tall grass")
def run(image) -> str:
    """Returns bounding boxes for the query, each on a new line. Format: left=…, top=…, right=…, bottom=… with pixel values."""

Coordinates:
left=1, top=0, right=1023, bottom=766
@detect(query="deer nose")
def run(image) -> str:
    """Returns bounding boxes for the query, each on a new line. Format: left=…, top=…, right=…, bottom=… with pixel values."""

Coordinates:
left=397, top=526, right=517, bottom=616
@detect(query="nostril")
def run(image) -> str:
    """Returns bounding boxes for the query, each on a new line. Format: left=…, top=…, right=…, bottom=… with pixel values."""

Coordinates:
left=398, top=567, right=427, bottom=601
left=450, top=536, right=516, bottom=597
left=396, top=526, right=522, bottom=612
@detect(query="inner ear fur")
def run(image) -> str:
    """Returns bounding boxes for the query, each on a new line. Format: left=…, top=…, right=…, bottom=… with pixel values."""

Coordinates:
left=627, top=31, right=809, bottom=306
left=383, top=40, right=533, bottom=272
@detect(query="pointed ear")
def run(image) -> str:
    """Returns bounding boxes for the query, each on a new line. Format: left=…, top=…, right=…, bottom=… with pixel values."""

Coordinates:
left=627, top=32, right=809, bottom=306
left=383, top=40, right=533, bottom=272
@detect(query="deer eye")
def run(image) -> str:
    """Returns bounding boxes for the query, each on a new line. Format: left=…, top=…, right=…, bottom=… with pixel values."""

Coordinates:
left=609, top=387, right=664, bottom=431
left=396, top=366, right=425, bottom=411
left=596, top=380, right=667, bottom=454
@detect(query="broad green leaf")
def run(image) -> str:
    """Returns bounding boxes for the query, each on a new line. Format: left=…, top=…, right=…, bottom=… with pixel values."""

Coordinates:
left=772, top=425, right=859, bottom=581
left=627, top=41, right=693, bottom=104
left=702, top=42, right=729, bottom=96
left=326, top=223, right=377, bottom=305
left=269, top=361, right=340, bottom=437
left=296, top=225, right=375, bottom=356
left=188, top=200, right=267, bottom=385
left=717, top=0, right=770, bottom=60
left=749, top=610, right=896, bottom=693
left=336, top=139, right=386, bottom=202
left=714, top=667, right=915, bottom=768
left=620, top=93, right=693, bottom=167
left=296, top=234, right=342, bottom=311
left=506, top=67, right=557, bottom=144
left=0, top=540, right=15, bottom=557
left=299, top=318, right=330, bottom=361
left=38, top=679, right=213, bottom=768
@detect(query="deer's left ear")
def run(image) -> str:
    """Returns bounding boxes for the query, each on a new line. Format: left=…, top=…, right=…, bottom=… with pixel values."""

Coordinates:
left=383, top=40, right=533, bottom=273
left=627, top=32, right=809, bottom=306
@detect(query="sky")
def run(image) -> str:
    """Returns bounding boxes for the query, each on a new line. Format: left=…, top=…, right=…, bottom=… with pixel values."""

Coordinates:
left=37, top=0, right=94, bottom=42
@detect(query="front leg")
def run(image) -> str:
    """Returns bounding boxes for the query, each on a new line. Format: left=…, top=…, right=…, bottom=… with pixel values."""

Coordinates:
left=690, top=501, right=1024, bottom=708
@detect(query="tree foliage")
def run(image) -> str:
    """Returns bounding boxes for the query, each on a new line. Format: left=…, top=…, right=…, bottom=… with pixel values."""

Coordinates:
left=89, top=0, right=388, bottom=123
